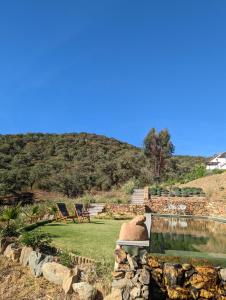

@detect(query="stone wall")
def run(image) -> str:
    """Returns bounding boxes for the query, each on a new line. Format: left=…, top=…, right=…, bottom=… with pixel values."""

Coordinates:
left=149, top=197, right=208, bottom=216
left=148, top=197, right=226, bottom=217
left=104, top=204, right=145, bottom=216
left=107, top=245, right=226, bottom=300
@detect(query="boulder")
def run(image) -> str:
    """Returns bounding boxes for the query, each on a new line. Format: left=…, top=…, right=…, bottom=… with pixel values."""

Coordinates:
left=104, top=289, right=122, bottom=300
left=130, top=286, right=141, bottom=299
left=163, top=263, right=184, bottom=287
left=35, top=255, right=53, bottom=277
left=148, top=257, right=160, bottom=268
left=139, top=268, right=150, bottom=285
left=112, top=271, right=125, bottom=279
left=112, top=278, right=132, bottom=289
left=19, top=246, right=33, bottom=266
left=62, top=274, right=79, bottom=294
left=114, top=248, right=127, bottom=263
left=189, top=267, right=217, bottom=290
left=72, top=282, right=97, bottom=300
left=127, top=254, right=138, bottom=270
left=42, top=262, right=71, bottom=285
left=167, top=286, right=190, bottom=299
left=220, top=268, right=226, bottom=281
left=4, top=243, right=21, bottom=262
left=118, top=216, right=148, bottom=241
left=29, top=251, right=53, bottom=277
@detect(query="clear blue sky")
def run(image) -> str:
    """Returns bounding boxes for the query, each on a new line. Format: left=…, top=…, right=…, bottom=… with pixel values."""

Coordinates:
left=0, top=1, right=225, bottom=156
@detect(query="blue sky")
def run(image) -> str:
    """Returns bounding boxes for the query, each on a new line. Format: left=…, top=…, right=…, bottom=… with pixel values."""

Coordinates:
left=0, top=1, right=225, bottom=156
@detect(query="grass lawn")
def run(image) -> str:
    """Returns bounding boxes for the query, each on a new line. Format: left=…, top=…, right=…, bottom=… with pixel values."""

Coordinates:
left=39, top=219, right=127, bottom=264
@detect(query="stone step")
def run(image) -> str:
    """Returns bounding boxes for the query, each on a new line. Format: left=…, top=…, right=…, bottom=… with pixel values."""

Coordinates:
left=87, top=203, right=105, bottom=216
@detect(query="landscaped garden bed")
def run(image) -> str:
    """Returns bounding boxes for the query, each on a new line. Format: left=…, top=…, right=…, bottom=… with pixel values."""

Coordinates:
left=149, top=186, right=205, bottom=197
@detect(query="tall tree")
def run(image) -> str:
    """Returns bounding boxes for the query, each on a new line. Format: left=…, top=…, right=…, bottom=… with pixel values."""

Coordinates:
left=144, top=128, right=174, bottom=181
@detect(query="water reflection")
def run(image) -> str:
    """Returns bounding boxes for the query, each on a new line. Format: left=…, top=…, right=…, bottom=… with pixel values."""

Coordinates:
left=150, top=216, right=226, bottom=259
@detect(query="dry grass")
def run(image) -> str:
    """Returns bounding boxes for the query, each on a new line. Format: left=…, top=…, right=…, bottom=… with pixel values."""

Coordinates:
left=0, top=256, right=68, bottom=300
left=182, top=172, right=226, bottom=202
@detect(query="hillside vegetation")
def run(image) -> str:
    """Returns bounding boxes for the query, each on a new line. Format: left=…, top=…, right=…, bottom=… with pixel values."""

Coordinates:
left=182, top=172, right=226, bottom=202
left=0, top=133, right=206, bottom=197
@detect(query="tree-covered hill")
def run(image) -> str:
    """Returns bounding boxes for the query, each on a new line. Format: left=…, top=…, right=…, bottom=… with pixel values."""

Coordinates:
left=0, top=133, right=207, bottom=197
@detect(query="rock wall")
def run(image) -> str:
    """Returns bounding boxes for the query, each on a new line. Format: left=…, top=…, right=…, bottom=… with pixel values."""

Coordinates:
left=148, top=197, right=226, bottom=217
left=107, top=246, right=226, bottom=300
left=149, top=197, right=208, bottom=216
left=104, top=204, right=145, bottom=216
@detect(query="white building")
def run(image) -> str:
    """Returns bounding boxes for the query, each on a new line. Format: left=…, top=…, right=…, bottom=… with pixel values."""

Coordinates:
left=206, top=152, right=226, bottom=170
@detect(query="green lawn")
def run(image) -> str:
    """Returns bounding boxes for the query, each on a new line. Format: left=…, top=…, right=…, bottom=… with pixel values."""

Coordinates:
left=39, top=219, right=126, bottom=264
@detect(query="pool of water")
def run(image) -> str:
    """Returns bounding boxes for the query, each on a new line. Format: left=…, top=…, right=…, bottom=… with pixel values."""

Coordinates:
left=149, top=215, right=226, bottom=266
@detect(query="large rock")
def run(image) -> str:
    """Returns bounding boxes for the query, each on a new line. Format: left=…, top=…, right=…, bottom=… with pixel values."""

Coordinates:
left=42, top=262, right=71, bottom=285
left=220, top=268, right=226, bottom=281
left=19, top=246, right=33, bottom=266
left=189, top=266, right=217, bottom=290
left=139, top=268, right=150, bottom=285
left=29, top=251, right=53, bottom=277
left=163, top=263, right=184, bottom=287
left=119, top=216, right=148, bottom=241
left=104, top=289, right=122, bottom=300
left=62, top=266, right=80, bottom=294
left=167, top=286, right=190, bottom=299
left=4, top=243, right=21, bottom=262
left=114, top=248, right=127, bottom=263
left=72, top=282, right=97, bottom=300
left=62, top=274, right=79, bottom=294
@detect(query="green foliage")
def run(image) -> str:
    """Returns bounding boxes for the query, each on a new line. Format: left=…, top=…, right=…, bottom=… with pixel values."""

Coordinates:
left=149, top=186, right=205, bottom=197
left=0, top=223, right=19, bottom=238
left=58, top=251, right=73, bottom=267
left=144, top=128, right=174, bottom=180
left=211, top=169, right=225, bottom=175
left=0, top=133, right=151, bottom=197
left=20, top=230, right=52, bottom=251
left=0, top=133, right=207, bottom=196
left=0, top=206, right=20, bottom=225
left=121, top=179, right=139, bottom=195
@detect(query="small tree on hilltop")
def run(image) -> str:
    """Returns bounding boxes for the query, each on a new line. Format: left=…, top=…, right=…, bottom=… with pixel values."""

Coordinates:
left=144, top=128, right=174, bottom=181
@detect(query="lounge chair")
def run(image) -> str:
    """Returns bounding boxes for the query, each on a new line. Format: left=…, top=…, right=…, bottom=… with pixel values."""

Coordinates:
left=56, top=203, right=76, bottom=223
left=74, top=203, right=90, bottom=223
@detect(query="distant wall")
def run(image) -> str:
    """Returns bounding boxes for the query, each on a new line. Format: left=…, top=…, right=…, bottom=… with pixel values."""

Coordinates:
left=105, top=204, right=145, bottom=215
left=104, top=197, right=226, bottom=218
left=148, top=197, right=226, bottom=217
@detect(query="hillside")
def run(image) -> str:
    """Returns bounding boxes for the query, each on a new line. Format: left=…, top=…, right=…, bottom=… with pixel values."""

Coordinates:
left=0, top=133, right=206, bottom=197
left=182, top=172, right=226, bottom=202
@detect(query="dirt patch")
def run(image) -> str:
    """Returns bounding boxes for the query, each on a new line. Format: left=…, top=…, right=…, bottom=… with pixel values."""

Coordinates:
left=0, top=255, right=75, bottom=300
left=182, top=172, right=226, bottom=202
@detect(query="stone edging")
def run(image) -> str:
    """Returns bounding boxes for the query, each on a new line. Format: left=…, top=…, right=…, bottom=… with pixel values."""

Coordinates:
left=0, top=239, right=98, bottom=299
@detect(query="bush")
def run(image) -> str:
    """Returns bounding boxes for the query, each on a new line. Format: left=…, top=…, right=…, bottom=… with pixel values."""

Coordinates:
left=58, top=250, right=73, bottom=267
left=122, top=180, right=139, bottom=195
left=20, top=230, right=52, bottom=252
left=0, top=223, right=19, bottom=238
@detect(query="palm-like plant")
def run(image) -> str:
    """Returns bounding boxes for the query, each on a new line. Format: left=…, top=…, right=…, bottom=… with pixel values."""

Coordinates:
left=23, top=205, right=40, bottom=223
left=0, top=206, right=20, bottom=226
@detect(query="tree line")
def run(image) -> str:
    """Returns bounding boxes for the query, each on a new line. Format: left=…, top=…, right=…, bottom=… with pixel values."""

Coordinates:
left=0, top=131, right=206, bottom=197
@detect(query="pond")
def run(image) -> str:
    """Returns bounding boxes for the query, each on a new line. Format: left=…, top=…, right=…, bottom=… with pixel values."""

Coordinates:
left=149, top=215, right=226, bottom=266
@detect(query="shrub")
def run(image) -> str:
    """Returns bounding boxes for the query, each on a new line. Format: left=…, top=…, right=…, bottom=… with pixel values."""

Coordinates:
left=122, top=180, right=139, bottom=195
left=0, top=223, right=19, bottom=238
left=0, top=206, right=20, bottom=226
left=58, top=250, right=73, bottom=267
left=20, top=230, right=52, bottom=252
